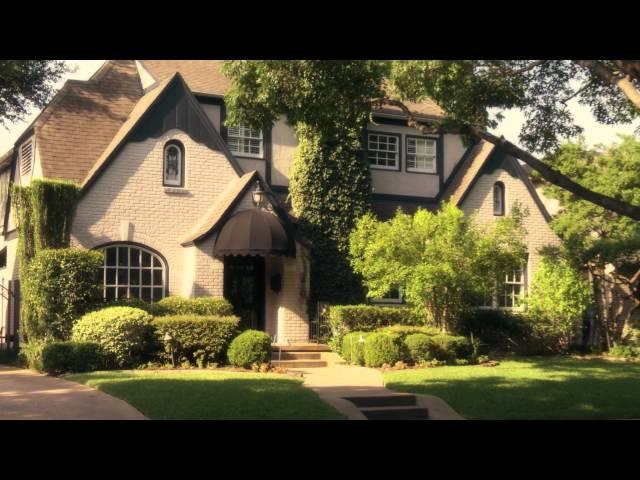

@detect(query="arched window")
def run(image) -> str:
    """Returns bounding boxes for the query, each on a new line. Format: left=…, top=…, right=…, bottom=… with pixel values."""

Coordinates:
left=99, top=244, right=167, bottom=302
left=493, top=182, right=505, bottom=216
left=163, top=140, right=184, bottom=187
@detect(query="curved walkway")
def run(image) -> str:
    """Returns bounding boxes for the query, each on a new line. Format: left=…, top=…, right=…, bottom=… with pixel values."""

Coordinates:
left=290, top=354, right=464, bottom=420
left=0, top=366, right=146, bottom=420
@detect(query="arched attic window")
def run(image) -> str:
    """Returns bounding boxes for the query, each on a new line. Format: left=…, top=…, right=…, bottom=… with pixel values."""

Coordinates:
left=163, top=140, right=185, bottom=187
left=493, top=181, right=505, bottom=216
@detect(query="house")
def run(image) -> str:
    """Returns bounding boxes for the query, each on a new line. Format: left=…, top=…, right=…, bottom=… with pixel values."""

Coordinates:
left=0, top=60, right=561, bottom=348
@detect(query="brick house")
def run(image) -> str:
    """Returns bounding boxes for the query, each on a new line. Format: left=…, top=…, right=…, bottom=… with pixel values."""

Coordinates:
left=0, top=60, right=561, bottom=347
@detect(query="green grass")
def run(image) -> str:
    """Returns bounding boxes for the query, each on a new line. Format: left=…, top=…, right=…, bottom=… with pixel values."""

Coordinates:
left=66, top=370, right=344, bottom=420
left=384, top=357, right=640, bottom=420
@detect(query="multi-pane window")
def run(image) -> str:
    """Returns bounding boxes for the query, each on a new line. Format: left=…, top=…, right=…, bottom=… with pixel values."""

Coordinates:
left=499, top=267, right=526, bottom=308
left=163, top=141, right=184, bottom=187
left=367, top=133, right=399, bottom=169
left=406, top=137, right=437, bottom=173
left=100, top=245, right=166, bottom=302
left=227, top=124, right=263, bottom=158
left=371, top=286, right=403, bottom=304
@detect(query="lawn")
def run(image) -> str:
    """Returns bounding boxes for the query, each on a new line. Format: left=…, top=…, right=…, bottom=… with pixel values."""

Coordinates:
left=66, top=370, right=344, bottom=420
left=384, top=357, right=640, bottom=420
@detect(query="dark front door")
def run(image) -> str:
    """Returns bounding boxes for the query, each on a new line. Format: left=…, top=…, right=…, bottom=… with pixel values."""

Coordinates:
left=223, top=256, right=265, bottom=331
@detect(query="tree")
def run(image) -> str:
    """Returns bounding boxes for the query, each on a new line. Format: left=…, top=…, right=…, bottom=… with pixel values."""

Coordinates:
left=525, top=256, right=593, bottom=352
left=223, top=61, right=386, bottom=307
left=538, top=136, right=640, bottom=348
left=349, top=202, right=527, bottom=332
left=0, top=60, right=68, bottom=128
left=383, top=60, right=640, bottom=220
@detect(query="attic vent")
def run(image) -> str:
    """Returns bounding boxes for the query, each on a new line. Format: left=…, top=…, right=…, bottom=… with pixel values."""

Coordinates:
left=20, top=140, right=33, bottom=177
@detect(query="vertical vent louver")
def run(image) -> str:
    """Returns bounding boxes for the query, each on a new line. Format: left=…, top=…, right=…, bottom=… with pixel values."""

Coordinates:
left=20, top=140, right=33, bottom=177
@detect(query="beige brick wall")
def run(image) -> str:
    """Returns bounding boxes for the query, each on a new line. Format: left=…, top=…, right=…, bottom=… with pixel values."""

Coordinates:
left=71, top=129, right=239, bottom=297
left=459, top=167, right=561, bottom=287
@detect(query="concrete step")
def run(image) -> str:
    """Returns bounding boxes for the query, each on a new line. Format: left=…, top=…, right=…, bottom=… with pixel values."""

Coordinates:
left=271, top=344, right=331, bottom=352
left=271, top=359, right=328, bottom=368
left=271, top=352, right=321, bottom=360
left=343, top=395, right=417, bottom=408
left=360, top=407, right=430, bottom=420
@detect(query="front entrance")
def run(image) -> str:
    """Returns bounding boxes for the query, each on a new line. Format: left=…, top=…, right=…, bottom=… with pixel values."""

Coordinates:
left=223, top=256, right=265, bottom=331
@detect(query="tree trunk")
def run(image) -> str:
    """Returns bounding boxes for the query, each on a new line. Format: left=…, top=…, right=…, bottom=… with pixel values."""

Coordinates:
left=574, top=60, right=640, bottom=109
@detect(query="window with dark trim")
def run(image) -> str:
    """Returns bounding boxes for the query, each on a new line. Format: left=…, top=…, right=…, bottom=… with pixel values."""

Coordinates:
left=100, top=244, right=166, bottom=302
left=367, top=132, right=400, bottom=170
left=227, top=123, right=263, bottom=158
left=163, top=140, right=185, bottom=187
left=493, top=182, right=505, bottom=216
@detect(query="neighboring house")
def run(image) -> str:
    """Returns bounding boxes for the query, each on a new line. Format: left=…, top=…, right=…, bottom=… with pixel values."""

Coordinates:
left=0, top=60, right=561, bottom=347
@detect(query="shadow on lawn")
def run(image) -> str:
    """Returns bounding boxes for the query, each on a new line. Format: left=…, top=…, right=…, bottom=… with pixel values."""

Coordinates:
left=385, top=358, right=640, bottom=420
left=74, top=372, right=343, bottom=420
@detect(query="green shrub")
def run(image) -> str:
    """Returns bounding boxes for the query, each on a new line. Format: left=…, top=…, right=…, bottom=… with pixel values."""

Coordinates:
left=227, top=330, right=272, bottom=368
left=431, top=334, right=471, bottom=361
left=0, top=348, right=19, bottom=366
left=156, top=296, right=234, bottom=316
left=329, top=304, right=417, bottom=348
left=341, top=331, right=370, bottom=365
left=608, top=345, right=638, bottom=358
left=379, top=324, right=440, bottom=338
left=41, top=341, right=104, bottom=375
left=72, top=307, right=157, bottom=368
left=99, top=298, right=164, bottom=316
left=153, top=315, right=240, bottom=367
left=404, top=333, right=437, bottom=363
left=458, top=309, right=532, bottom=353
left=20, top=341, right=47, bottom=372
left=364, top=332, right=406, bottom=368
left=21, top=248, right=103, bottom=342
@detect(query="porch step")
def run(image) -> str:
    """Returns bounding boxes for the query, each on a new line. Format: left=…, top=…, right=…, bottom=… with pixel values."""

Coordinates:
left=271, top=352, right=321, bottom=360
left=271, top=359, right=328, bottom=368
left=360, top=407, right=430, bottom=421
left=271, top=344, right=331, bottom=352
left=343, top=395, right=417, bottom=408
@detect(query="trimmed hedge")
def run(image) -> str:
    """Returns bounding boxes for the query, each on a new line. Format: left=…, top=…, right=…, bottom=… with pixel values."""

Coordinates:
left=20, top=341, right=46, bottom=372
left=329, top=305, right=417, bottom=351
left=41, top=341, right=104, bottom=375
left=21, top=248, right=103, bottom=342
left=100, top=298, right=164, bottom=316
left=154, top=315, right=240, bottom=367
left=341, top=331, right=371, bottom=366
left=72, top=307, right=157, bottom=368
left=430, top=334, right=471, bottom=362
left=379, top=324, right=440, bottom=338
left=227, top=330, right=272, bottom=368
left=156, top=296, right=234, bottom=316
left=364, top=332, right=406, bottom=368
left=458, top=309, right=531, bottom=353
left=404, top=333, right=437, bottom=363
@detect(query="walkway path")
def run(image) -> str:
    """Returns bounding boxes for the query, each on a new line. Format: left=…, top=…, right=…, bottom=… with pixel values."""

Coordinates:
left=289, top=354, right=464, bottom=420
left=0, top=366, right=146, bottom=420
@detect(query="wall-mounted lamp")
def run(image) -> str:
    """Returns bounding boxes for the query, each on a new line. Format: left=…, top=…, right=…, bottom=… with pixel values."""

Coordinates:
left=252, top=181, right=264, bottom=208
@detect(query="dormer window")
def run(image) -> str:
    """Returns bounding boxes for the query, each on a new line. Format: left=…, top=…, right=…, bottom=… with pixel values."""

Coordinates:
left=227, top=123, right=263, bottom=158
left=493, top=182, right=505, bottom=216
left=163, top=140, right=184, bottom=187
left=406, top=136, right=437, bottom=173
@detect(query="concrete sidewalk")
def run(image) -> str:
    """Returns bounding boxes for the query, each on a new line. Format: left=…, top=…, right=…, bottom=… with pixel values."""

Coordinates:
left=0, top=365, right=146, bottom=420
left=290, top=355, right=464, bottom=420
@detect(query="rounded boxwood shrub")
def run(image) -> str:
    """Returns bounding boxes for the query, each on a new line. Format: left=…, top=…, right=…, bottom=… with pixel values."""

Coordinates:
left=379, top=324, right=440, bottom=338
left=156, top=296, right=234, bottom=316
left=41, top=341, right=104, bottom=375
left=431, top=334, right=471, bottom=361
left=100, top=298, right=164, bottom=316
left=227, top=330, right=272, bottom=368
left=341, top=331, right=370, bottom=366
left=72, top=307, right=157, bottom=368
left=153, top=315, right=240, bottom=367
left=404, top=333, right=437, bottom=363
left=364, top=332, right=406, bottom=368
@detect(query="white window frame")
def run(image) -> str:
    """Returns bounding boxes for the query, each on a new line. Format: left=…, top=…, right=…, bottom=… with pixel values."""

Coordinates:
left=493, top=182, right=505, bottom=216
left=477, top=263, right=527, bottom=311
left=227, top=123, right=263, bottom=159
left=100, top=245, right=167, bottom=303
left=370, top=286, right=404, bottom=304
left=163, top=143, right=183, bottom=187
left=406, top=136, right=437, bottom=174
left=367, top=132, right=400, bottom=170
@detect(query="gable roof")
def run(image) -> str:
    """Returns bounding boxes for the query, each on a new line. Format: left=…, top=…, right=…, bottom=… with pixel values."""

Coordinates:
left=35, top=60, right=143, bottom=184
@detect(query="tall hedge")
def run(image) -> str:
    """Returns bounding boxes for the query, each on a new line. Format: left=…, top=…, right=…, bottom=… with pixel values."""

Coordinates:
left=289, top=124, right=371, bottom=312
left=30, top=179, right=79, bottom=251
left=22, top=248, right=103, bottom=342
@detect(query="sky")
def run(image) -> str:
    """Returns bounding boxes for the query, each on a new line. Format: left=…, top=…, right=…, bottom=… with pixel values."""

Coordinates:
left=1, top=60, right=638, bottom=154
